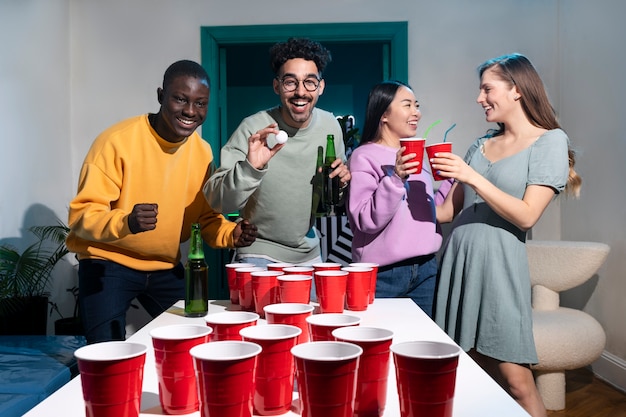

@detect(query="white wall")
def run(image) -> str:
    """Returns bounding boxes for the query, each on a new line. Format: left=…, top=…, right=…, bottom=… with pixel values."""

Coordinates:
left=0, top=1, right=71, bottom=236
left=2, top=0, right=624, bottom=390
left=0, top=0, right=78, bottom=326
left=558, top=0, right=626, bottom=389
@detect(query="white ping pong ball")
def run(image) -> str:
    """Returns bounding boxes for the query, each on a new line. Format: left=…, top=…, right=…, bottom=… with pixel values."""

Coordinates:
left=276, top=130, right=288, bottom=144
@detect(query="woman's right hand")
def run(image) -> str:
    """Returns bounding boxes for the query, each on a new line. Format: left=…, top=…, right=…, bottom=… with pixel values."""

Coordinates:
left=429, top=151, right=477, bottom=184
left=394, top=147, right=420, bottom=180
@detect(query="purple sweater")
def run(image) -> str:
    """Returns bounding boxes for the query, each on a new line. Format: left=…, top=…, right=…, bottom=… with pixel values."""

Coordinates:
left=346, top=143, right=443, bottom=266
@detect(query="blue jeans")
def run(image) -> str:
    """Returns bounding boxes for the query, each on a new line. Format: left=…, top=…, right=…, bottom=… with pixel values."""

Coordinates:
left=78, top=259, right=185, bottom=344
left=375, top=255, right=437, bottom=318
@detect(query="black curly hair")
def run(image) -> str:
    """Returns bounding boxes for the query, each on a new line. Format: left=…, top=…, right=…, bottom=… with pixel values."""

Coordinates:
left=269, top=37, right=332, bottom=76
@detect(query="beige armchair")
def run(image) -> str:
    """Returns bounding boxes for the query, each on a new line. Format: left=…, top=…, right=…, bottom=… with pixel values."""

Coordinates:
left=527, top=240, right=610, bottom=410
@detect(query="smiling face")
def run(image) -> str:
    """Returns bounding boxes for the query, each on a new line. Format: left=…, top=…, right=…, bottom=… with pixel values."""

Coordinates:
left=154, top=75, right=210, bottom=143
left=273, top=58, right=325, bottom=129
left=476, top=67, right=519, bottom=124
left=380, top=86, right=421, bottom=141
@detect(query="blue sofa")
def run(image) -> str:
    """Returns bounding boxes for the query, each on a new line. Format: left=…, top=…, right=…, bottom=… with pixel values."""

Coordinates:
left=0, top=335, right=86, bottom=417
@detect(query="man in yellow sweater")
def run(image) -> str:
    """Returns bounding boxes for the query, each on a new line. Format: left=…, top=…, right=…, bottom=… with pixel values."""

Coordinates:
left=67, top=60, right=257, bottom=344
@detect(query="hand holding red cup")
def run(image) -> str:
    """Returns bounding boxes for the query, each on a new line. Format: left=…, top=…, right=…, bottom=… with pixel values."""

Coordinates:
left=399, top=138, right=426, bottom=174
left=426, top=142, right=453, bottom=181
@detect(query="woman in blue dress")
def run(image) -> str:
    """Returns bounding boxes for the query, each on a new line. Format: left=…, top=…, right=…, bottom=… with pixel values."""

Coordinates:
left=432, top=53, right=581, bottom=417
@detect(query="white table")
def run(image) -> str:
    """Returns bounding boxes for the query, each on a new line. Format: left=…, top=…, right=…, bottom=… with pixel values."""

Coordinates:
left=24, top=299, right=530, bottom=417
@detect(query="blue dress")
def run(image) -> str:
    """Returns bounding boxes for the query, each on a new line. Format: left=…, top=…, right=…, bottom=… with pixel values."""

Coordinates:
left=434, top=129, right=570, bottom=364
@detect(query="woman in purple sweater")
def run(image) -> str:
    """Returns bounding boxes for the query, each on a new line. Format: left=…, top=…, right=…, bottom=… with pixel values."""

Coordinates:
left=346, top=80, right=443, bottom=317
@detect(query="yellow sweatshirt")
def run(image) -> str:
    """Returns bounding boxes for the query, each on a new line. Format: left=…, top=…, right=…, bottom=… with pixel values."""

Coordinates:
left=67, top=114, right=235, bottom=271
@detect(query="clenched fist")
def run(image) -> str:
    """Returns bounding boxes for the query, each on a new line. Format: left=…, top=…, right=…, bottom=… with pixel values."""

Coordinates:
left=128, top=203, right=158, bottom=234
left=233, top=219, right=258, bottom=247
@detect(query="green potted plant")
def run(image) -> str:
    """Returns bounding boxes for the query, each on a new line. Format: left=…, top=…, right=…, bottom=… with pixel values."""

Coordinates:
left=0, top=221, right=70, bottom=335
left=50, top=285, right=84, bottom=335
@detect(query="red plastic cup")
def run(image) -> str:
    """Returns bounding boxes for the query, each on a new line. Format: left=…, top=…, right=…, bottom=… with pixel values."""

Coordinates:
left=74, top=341, right=147, bottom=417
left=150, top=324, right=213, bottom=415
left=312, top=264, right=341, bottom=302
left=225, top=263, right=255, bottom=304
left=332, top=326, right=394, bottom=417
left=342, top=266, right=372, bottom=311
left=264, top=303, right=315, bottom=345
left=283, top=266, right=314, bottom=276
left=291, top=341, right=363, bottom=417
left=311, top=262, right=342, bottom=272
left=399, top=138, right=426, bottom=173
left=314, top=270, right=348, bottom=313
left=190, top=341, right=262, bottom=417
left=350, top=262, right=379, bottom=304
left=391, top=341, right=461, bottom=417
left=236, top=266, right=265, bottom=311
left=204, top=311, right=259, bottom=341
left=251, top=270, right=283, bottom=318
left=240, top=324, right=302, bottom=416
left=277, top=274, right=313, bottom=304
left=426, top=142, right=453, bottom=181
left=267, top=262, right=295, bottom=272
left=306, top=313, right=361, bottom=342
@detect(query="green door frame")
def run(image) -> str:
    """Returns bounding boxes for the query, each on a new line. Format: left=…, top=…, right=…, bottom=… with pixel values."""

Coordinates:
left=199, top=22, right=408, bottom=299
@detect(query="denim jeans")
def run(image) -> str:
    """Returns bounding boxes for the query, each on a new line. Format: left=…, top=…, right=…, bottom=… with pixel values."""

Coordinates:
left=78, top=259, right=185, bottom=344
left=375, top=255, right=437, bottom=318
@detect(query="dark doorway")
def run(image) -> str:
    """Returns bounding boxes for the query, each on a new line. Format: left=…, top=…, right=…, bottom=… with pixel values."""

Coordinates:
left=200, top=22, right=408, bottom=299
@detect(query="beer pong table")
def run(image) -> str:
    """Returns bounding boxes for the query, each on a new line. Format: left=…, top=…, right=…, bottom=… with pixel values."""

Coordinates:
left=24, top=298, right=530, bottom=417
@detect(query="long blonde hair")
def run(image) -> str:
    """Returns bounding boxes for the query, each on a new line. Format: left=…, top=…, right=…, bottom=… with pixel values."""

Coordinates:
left=479, top=53, right=581, bottom=197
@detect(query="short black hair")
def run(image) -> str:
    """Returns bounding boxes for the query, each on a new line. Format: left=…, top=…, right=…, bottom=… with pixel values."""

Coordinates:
left=162, top=60, right=210, bottom=90
left=269, top=38, right=332, bottom=76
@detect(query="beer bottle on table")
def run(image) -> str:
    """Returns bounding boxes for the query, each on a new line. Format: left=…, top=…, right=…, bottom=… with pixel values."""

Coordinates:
left=184, top=223, right=209, bottom=317
left=323, top=134, right=340, bottom=216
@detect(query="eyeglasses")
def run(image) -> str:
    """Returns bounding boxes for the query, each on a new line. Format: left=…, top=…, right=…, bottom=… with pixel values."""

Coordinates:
left=276, top=76, right=321, bottom=92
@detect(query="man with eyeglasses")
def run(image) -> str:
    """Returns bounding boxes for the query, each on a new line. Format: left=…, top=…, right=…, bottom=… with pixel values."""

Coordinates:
left=204, top=37, right=350, bottom=274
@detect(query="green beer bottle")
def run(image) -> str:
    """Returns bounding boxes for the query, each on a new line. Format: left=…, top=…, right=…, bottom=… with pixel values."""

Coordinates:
left=323, top=134, right=340, bottom=215
left=184, top=223, right=209, bottom=317
left=313, top=145, right=326, bottom=217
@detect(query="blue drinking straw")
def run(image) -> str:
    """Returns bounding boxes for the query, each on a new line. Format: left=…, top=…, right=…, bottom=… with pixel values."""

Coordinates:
left=443, top=123, right=457, bottom=142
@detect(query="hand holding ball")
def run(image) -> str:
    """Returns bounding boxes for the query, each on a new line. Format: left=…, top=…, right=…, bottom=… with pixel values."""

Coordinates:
left=275, top=130, right=288, bottom=144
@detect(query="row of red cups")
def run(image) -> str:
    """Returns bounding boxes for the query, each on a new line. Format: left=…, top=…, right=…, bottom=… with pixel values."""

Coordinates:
left=158, top=322, right=396, bottom=417
left=74, top=321, right=460, bottom=417
left=204, top=305, right=364, bottom=346
left=225, top=262, right=380, bottom=317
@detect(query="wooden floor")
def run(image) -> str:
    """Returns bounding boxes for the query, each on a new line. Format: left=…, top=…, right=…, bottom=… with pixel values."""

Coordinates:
left=546, top=368, right=626, bottom=417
